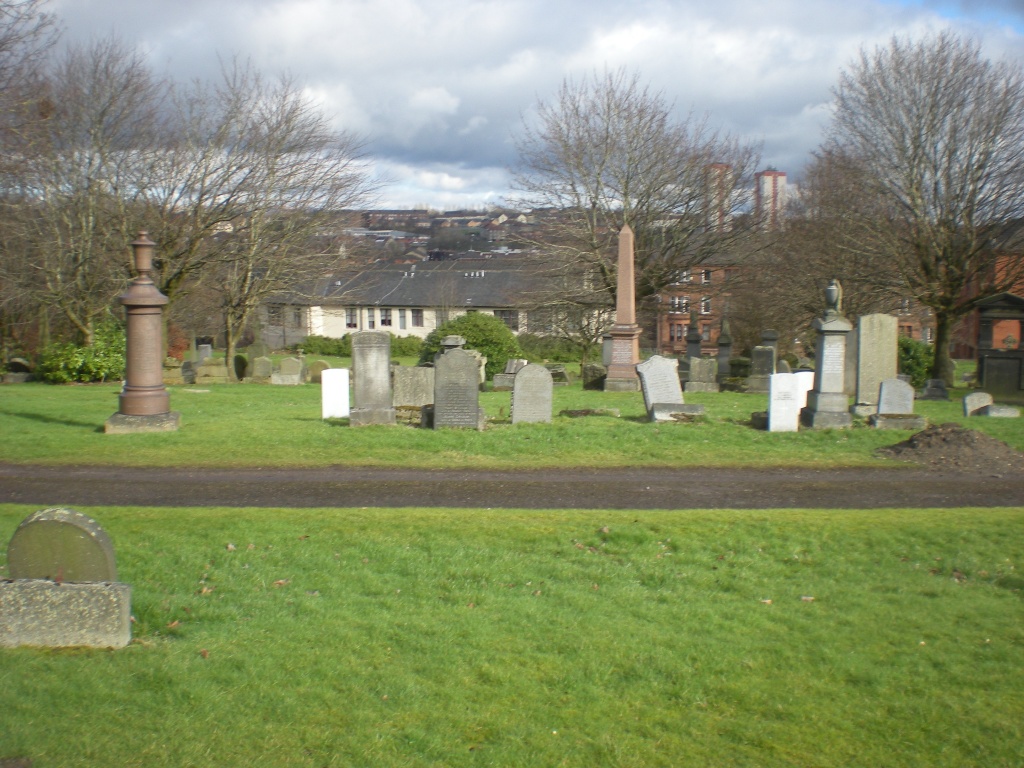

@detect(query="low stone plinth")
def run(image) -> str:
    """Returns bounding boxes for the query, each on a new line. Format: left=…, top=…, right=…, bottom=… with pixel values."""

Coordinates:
left=850, top=403, right=878, bottom=417
left=869, top=413, right=928, bottom=430
left=349, top=407, right=397, bottom=426
left=650, top=403, right=705, bottom=422
left=0, top=580, right=131, bottom=648
left=980, top=405, right=1021, bottom=418
left=104, top=411, right=181, bottom=434
left=492, top=373, right=516, bottom=391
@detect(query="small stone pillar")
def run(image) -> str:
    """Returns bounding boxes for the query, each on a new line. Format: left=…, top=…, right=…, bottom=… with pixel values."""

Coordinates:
left=604, top=224, right=642, bottom=392
left=800, top=279, right=853, bottom=429
left=685, top=309, right=703, bottom=360
left=105, top=232, right=180, bottom=434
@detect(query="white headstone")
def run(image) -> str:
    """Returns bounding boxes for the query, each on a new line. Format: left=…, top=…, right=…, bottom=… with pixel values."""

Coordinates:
left=768, top=373, right=802, bottom=432
left=321, top=368, right=350, bottom=419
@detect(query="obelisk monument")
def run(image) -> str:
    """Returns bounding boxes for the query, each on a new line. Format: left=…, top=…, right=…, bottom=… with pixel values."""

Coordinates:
left=604, top=224, right=642, bottom=391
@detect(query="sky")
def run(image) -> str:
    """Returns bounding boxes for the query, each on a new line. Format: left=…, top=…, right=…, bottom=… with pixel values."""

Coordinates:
left=47, top=0, right=1024, bottom=210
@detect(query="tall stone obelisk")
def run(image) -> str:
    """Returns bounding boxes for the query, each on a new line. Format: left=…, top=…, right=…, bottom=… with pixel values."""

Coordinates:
left=604, top=224, right=642, bottom=391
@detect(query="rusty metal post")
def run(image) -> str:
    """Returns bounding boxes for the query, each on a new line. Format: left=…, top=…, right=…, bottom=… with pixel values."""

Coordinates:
left=104, top=232, right=180, bottom=433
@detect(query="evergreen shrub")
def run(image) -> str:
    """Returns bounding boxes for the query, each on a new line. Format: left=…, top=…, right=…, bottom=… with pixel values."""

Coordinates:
left=37, top=320, right=126, bottom=383
left=419, top=313, right=523, bottom=378
left=898, top=335, right=934, bottom=388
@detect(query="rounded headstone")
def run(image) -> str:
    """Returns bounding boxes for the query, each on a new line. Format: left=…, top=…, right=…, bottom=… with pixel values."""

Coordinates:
left=7, top=508, right=117, bottom=582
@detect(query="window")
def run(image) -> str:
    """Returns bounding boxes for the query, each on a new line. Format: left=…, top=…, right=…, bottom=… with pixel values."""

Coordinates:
left=676, top=269, right=692, bottom=283
left=411, top=309, right=424, bottom=327
left=290, top=308, right=302, bottom=327
left=670, top=296, right=690, bottom=313
left=495, top=309, right=519, bottom=331
left=345, top=309, right=358, bottom=329
left=702, top=324, right=711, bottom=341
left=380, top=308, right=392, bottom=327
left=267, top=305, right=282, bottom=324
left=399, top=309, right=407, bottom=330
left=701, top=269, right=712, bottom=284
left=367, top=308, right=375, bottom=329
left=700, top=297, right=711, bottom=315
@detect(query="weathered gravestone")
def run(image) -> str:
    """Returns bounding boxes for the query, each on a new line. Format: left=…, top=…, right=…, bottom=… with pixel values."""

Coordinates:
left=963, top=391, right=994, bottom=417
left=271, top=356, right=305, bottom=386
left=870, top=378, right=926, bottom=429
left=393, top=366, right=434, bottom=408
left=195, top=358, right=230, bottom=385
left=1, top=508, right=131, bottom=648
left=716, top=318, right=733, bottom=380
left=581, top=363, right=607, bottom=390
left=636, top=355, right=704, bottom=421
left=307, top=359, right=330, bottom=384
left=919, top=379, right=950, bottom=400
left=963, top=390, right=1021, bottom=417
left=851, top=313, right=898, bottom=416
left=511, top=364, right=553, bottom=424
left=350, top=331, right=395, bottom=426
left=251, top=356, right=273, bottom=383
left=747, top=346, right=775, bottom=394
left=433, top=347, right=484, bottom=429
left=685, top=357, right=719, bottom=393
left=321, top=368, right=350, bottom=419
left=546, top=364, right=571, bottom=386
left=196, top=343, right=213, bottom=365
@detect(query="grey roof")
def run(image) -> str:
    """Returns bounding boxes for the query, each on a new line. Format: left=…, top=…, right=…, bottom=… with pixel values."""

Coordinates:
left=305, top=257, right=556, bottom=310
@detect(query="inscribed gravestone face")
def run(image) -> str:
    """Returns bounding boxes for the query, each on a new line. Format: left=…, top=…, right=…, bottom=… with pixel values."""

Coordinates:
left=685, top=357, right=719, bottom=393
left=271, top=356, right=304, bottom=385
left=434, top=348, right=482, bottom=429
left=393, top=366, right=435, bottom=408
left=307, top=359, right=330, bottom=384
left=8, top=508, right=117, bottom=582
left=321, top=368, right=350, bottom=419
left=511, top=364, right=553, bottom=424
left=251, top=356, right=273, bottom=383
left=636, top=355, right=684, bottom=414
left=350, top=331, right=395, bottom=426
left=747, top=346, right=775, bottom=393
left=854, top=314, right=898, bottom=407
left=768, top=373, right=802, bottom=432
left=877, top=378, right=915, bottom=415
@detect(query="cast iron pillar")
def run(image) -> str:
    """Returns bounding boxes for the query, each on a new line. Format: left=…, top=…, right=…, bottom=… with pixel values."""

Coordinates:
left=104, top=232, right=180, bottom=434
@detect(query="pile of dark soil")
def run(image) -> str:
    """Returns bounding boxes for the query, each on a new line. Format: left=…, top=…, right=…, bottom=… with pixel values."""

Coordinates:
left=875, top=422, right=1024, bottom=475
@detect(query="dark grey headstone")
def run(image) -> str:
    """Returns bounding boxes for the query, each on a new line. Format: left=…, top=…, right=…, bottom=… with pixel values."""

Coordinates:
left=434, top=348, right=482, bottom=429
left=8, top=508, right=117, bottom=582
left=511, top=364, right=553, bottom=424
left=747, top=346, right=775, bottom=393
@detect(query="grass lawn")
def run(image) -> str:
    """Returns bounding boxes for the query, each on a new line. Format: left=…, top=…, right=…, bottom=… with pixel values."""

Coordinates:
left=0, top=379, right=1021, bottom=469
left=1, top=504, right=1022, bottom=767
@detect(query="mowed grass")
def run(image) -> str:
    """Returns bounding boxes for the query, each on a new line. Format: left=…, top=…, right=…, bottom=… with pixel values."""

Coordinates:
left=1, top=380, right=1020, bottom=468
left=0, top=504, right=1021, bottom=767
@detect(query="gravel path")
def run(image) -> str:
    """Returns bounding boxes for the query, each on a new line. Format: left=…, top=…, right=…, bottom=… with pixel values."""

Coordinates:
left=1, top=463, right=1021, bottom=509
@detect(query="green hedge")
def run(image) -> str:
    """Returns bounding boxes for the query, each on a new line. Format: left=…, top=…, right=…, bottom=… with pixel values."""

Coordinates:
left=419, top=314, right=522, bottom=378
left=37, top=320, right=126, bottom=383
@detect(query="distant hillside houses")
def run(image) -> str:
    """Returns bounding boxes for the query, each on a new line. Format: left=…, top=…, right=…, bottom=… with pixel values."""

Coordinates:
left=259, top=250, right=588, bottom=349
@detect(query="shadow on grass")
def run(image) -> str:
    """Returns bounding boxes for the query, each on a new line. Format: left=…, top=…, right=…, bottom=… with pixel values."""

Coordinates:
left=0, top=408, right=103, bottom=431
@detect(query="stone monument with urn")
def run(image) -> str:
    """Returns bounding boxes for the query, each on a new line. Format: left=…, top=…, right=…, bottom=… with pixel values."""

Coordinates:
left=800, top=278, right=853, bottom=429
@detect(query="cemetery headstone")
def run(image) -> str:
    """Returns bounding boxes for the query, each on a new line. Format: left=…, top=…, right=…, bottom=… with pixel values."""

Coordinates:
left=800, top=279, right=853, bottom=429
left=685, top=357, right=719, bottom=393
left=511, top=364, right=554, bottom=424
left=747, top=346, right=775, bottom=394
left=195, top=358, right=230, bottom=385
left=492, top=373, right=516, bottom=391
left=963, top=391, right=994, bottom=417
left=545, top=364, right=571, bottom=386
left=581, top=363, right=607, bottom=390
left=271, top=356, right=304, bottom=386
left=685, top=311, right=703, bottom=360
left=434, top=347, right=484, bottom=429
left=505, top=359, right=529, bottom=374
left=636, top=355, right=704, bottom=421
left=350, top=331, right=396, bottom=426
left=870, top=377, right=926, bottom=429
left=196, top=343, right=213, bottom=365
left=321, top=368, right=350, bottom=419
left=1, top=508, right=131, bottom=648
left=767, top=372, right=815, bottom=432
left=716, top=318, right=733, bottom=379
left=393, top=366, right=434, bottom=408
left=851, top=313, right=898, bottom=416
left=919, top=379, right=950, bottom=400
left=251, top=356, right=273, bottom=383
left=307, top=359, right=330, bottom=384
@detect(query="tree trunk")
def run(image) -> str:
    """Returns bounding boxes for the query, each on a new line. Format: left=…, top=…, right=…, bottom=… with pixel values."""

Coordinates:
left=929, top=311, right=956, bottom=386
left=224, top=312, right=239, bottom=382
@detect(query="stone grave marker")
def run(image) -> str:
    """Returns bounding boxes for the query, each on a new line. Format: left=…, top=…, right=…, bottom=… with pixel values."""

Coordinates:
left=251, top=356, right=273, bottom=383
left=800, top=282, right=854, bottom=429
left=768, top=373, right=802, bottom=432
left=919, top=379, right=950, bottom=400
left=272, top=356, right=305, bottom=386
left=350, top=331, right=395, bottom=426
left=1, top=508, right=130, bottom=648
left=307, top=359, right=330, bottom=384
left=636, top=355, right=704, bottom=421
left=870, top=378, right=926, bottom=429
left=195, top=358, right=230, bottom=384
left=505, top=358, right=528, bottom=374
left=434, top=347, right=484, bottom=429
left=581, top=363, right=607, bottom=390
left=511, top=364, right=553, bottom=424
left=685, top=357, right=719, bottom=393
left=851, top=313, right=898, bottom=416
left=321, top=368, right=350, bottom=419
left=963, top=391, right=994, bottom=417
left=546, top=364, right=571, bottom=386
left=492, top=373, right=517, bottom=391
left=746, top=346, right=775, bottom=393
left=393, top=366, right=434, bottom=408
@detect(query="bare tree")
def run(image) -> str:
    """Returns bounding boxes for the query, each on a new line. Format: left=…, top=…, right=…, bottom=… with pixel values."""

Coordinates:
left=511, top=69, right=761, bottom=320
left=824, top=32, right=1024, bottom=382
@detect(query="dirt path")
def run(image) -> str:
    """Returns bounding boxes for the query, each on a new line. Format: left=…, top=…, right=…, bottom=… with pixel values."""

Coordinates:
left=1, top=463, right=1021, bottom=509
